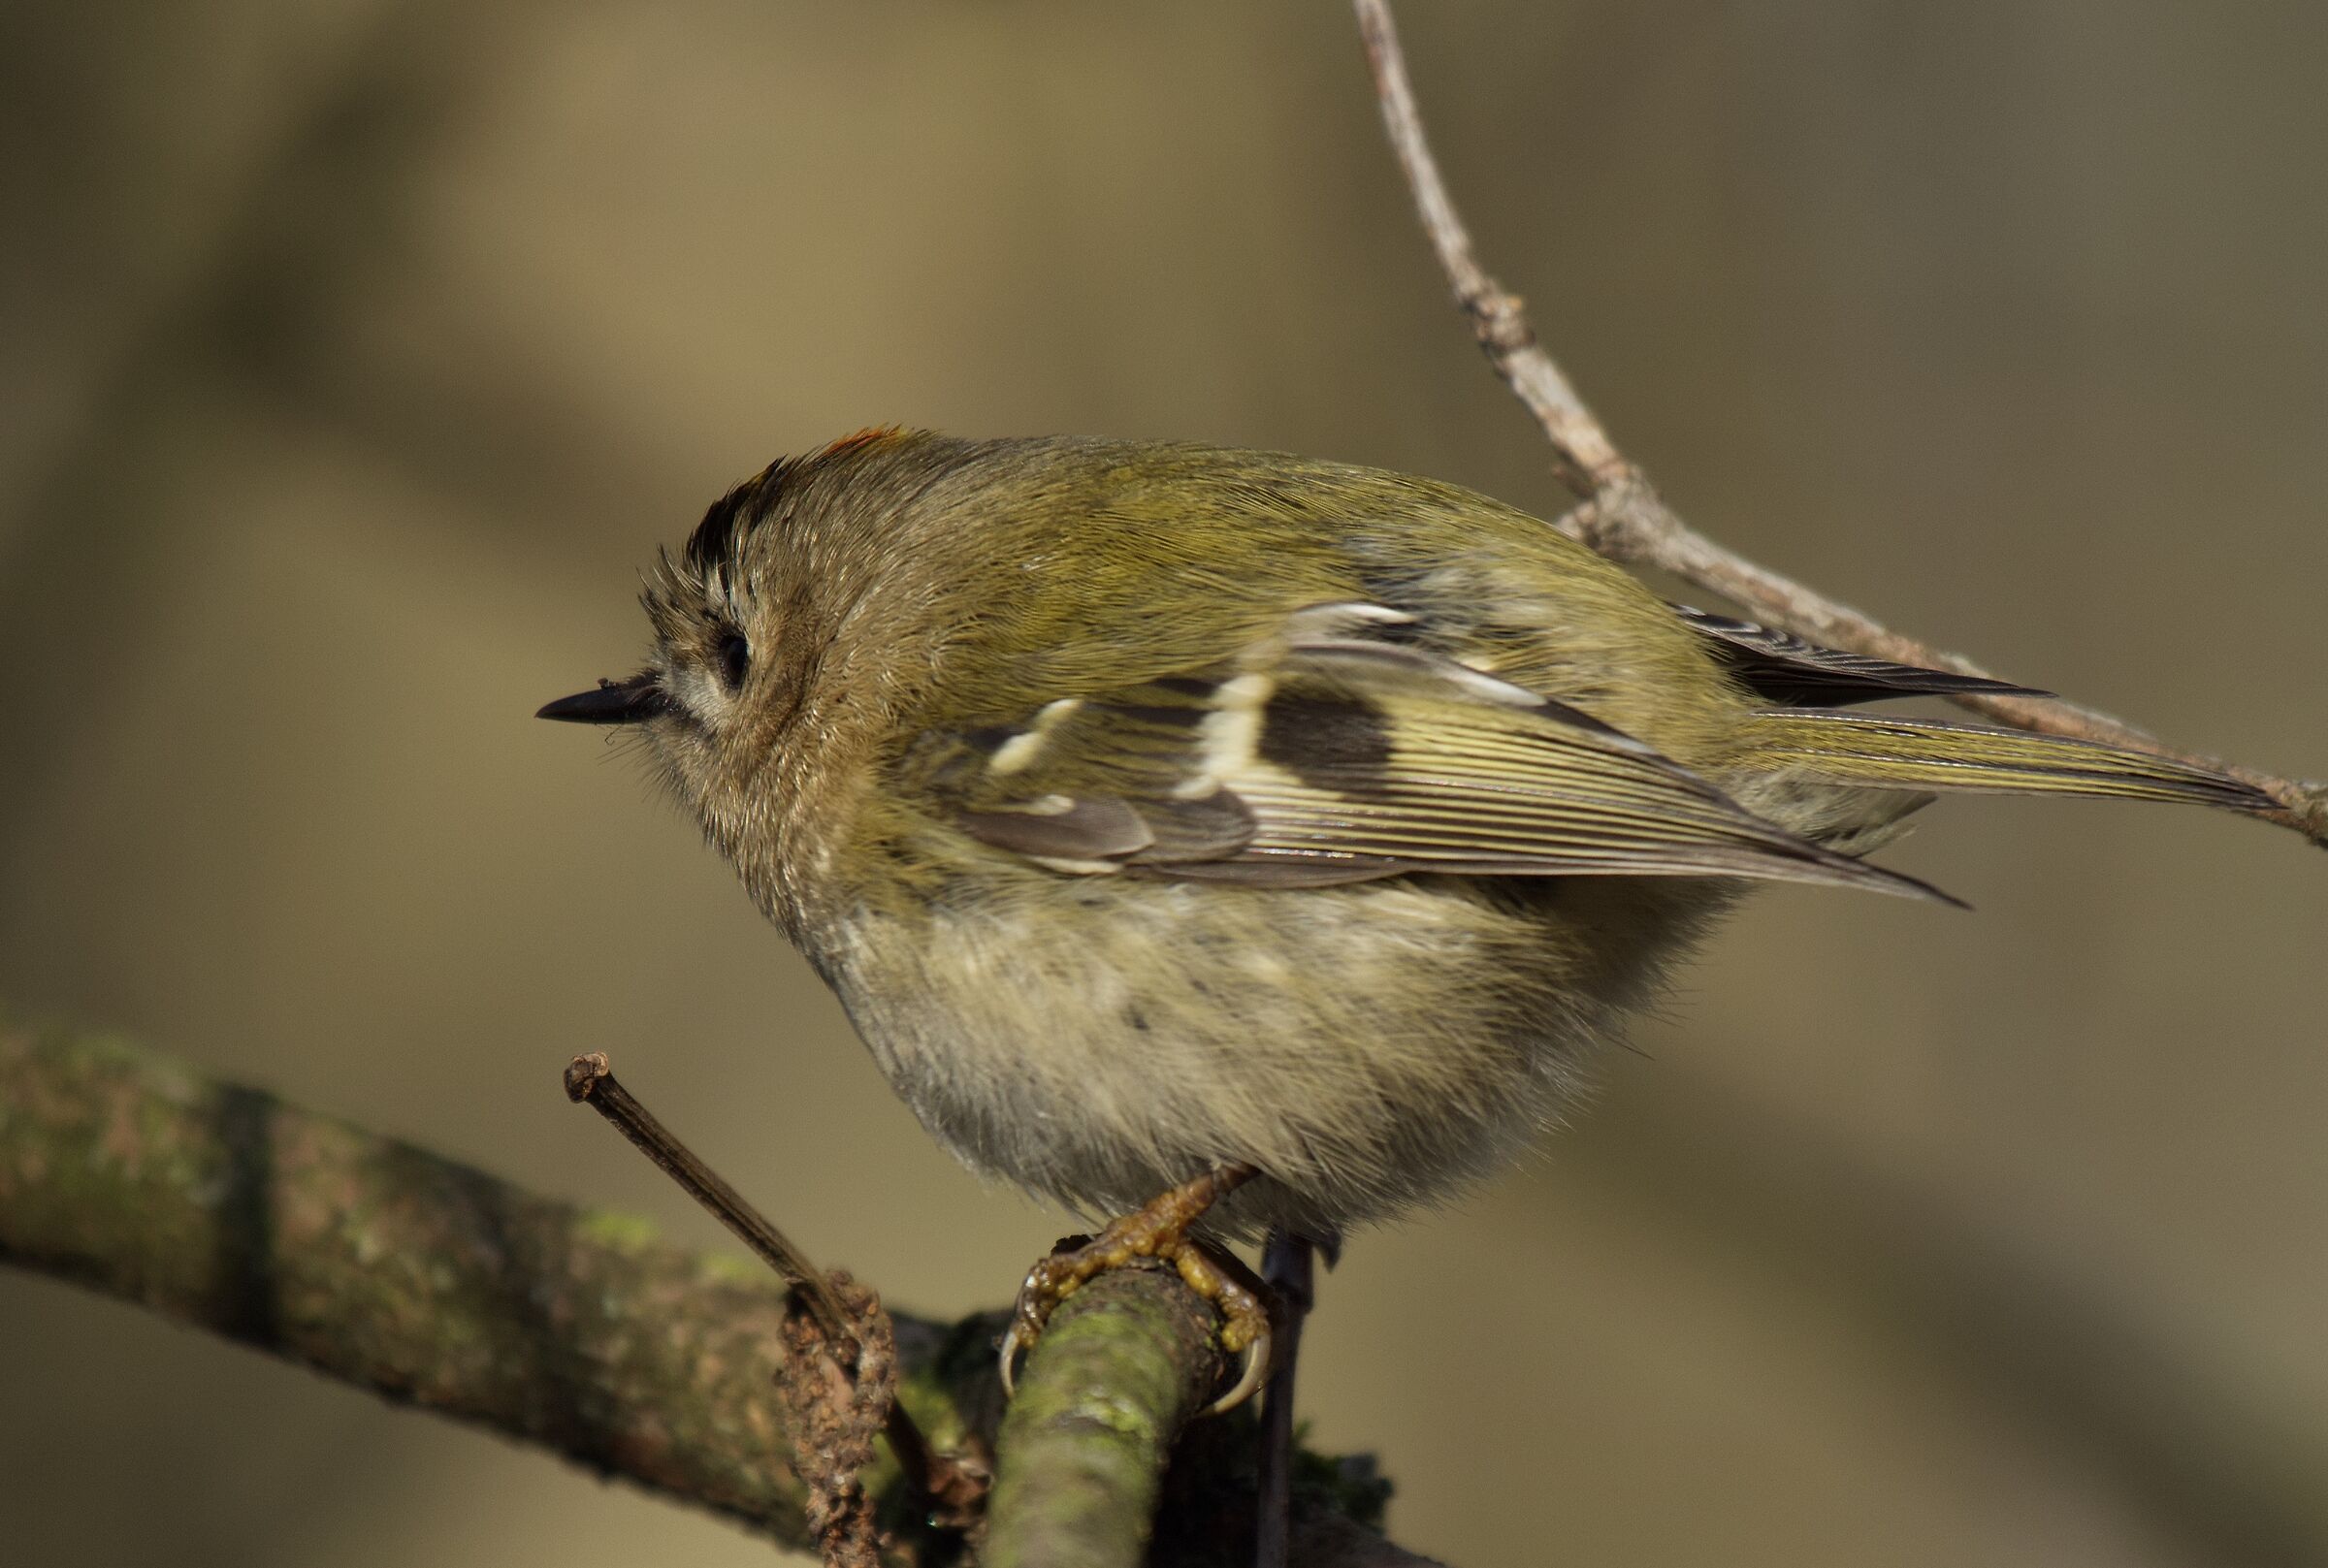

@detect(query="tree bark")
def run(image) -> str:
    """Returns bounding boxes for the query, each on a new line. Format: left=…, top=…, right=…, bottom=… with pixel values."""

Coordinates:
left=0, top=1017, right=1430, bottom=1566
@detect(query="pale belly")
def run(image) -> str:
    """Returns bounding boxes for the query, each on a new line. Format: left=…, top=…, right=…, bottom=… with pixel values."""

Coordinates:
left=821, top=870, right=1727, bottom=1239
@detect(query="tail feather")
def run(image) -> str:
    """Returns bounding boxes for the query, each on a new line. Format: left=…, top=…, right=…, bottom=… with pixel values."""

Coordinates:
left=1734, top=710, right=2274, bottom=815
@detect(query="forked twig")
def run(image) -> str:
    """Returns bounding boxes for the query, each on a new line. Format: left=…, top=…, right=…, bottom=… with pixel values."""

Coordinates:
left=1352, top=0, right=2324, bottom=847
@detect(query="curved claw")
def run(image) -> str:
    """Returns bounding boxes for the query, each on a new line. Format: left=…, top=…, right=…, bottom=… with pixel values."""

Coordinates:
left=997, top=1317, right=1028, bottom=1399
left=1001, top=1281, right=1271, bottom=1416
left=994, top=1165, right=1269, bottom=1413
left=1202, top=1320, right=1272, bottom=1417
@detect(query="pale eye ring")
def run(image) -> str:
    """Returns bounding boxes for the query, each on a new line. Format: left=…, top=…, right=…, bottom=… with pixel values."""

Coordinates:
left=716, top=630, right=750, bottom=691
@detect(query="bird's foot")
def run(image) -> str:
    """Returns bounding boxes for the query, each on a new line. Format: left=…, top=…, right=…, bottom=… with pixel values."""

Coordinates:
left=999, top=1162, right=1274, bottom=1415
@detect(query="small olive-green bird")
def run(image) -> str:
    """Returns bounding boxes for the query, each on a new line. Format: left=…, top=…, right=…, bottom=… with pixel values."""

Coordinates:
left=542, top=429, right=2266, bottom=1393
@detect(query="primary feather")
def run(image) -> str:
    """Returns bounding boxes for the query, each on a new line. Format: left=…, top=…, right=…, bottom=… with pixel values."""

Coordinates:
left=1670, top=603, right=2053, bottom=706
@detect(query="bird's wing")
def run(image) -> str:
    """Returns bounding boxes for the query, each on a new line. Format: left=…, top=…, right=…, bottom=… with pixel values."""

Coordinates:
left=1670, top=603, right=2051, bottom=707
left=911, top=603, right=1950, bottom=901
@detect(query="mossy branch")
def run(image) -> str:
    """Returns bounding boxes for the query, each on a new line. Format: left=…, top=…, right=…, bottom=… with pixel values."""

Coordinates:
left=984, top=1266, right=1222, bottom=1566
left=0, top=1017, right=1429, bottom=1566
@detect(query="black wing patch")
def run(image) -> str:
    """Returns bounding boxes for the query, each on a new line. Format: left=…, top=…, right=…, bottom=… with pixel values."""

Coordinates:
left=1673, top=603, right=2051, bottom=707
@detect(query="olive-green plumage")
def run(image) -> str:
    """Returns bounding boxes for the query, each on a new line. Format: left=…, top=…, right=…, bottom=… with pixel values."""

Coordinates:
left=550, top=430, right=2269, bottom=1242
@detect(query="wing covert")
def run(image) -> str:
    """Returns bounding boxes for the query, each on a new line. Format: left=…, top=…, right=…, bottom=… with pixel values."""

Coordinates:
left=913, top=605, right=1952, bottom=902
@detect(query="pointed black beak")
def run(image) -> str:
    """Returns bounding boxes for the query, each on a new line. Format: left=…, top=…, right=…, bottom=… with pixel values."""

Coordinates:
left=536, top=674, right=666, bottom=725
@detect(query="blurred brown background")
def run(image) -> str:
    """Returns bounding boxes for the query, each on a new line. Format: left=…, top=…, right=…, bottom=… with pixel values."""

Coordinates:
left=3, top=2, right=2323, bottom=1564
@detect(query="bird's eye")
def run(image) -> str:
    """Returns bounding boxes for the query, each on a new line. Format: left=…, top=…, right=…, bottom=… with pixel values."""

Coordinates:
left=716, top=631, right=750, bottom=691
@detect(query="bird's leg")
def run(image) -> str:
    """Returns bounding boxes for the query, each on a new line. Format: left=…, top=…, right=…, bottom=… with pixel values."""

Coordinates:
left=1253, top=1229, right=1316, bottom=1568
left=1000, top=1162, right=1275, bottom=1415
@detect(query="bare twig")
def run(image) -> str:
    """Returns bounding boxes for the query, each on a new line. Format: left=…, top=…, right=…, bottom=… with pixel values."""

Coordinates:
left=566, top=1053, right=855, bottom=1338
left=565, top=1052, right=982, bottom=1526
left=1351, top=0, right=2325, bottom=847
left=1256, top=1232, right=1318, bottom=1568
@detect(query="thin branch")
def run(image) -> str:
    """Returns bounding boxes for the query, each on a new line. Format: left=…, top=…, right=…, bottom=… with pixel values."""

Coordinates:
left=1256, top=1232, right=1319, bottom=1568
left=0, top=1018, right=1429, bottom=1568
left=566, top=1053, right=858, bottom=1344
left=1352, top=0, right=2325, bottom=847
left=563, top=1052, right=977, bottom=1522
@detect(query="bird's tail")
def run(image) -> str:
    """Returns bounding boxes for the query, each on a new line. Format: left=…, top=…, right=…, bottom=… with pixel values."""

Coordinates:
left=1730, top=710, right=2274, bottom=815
